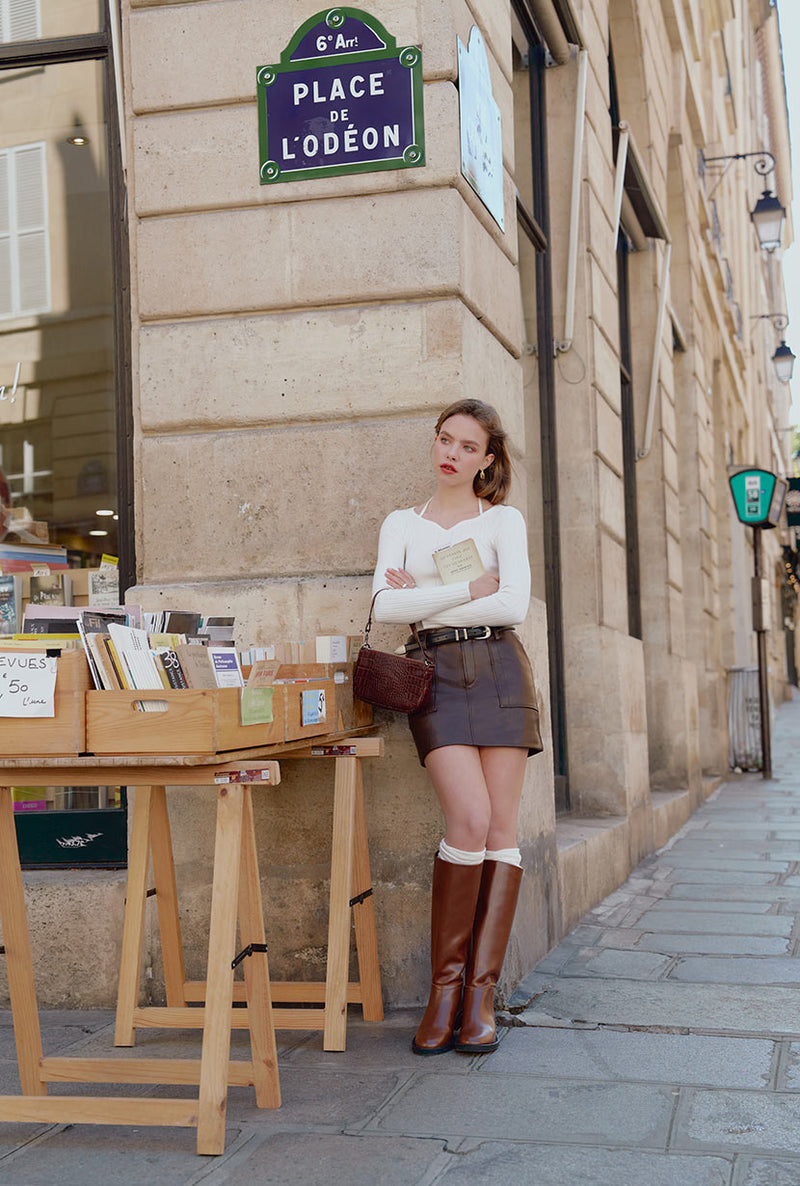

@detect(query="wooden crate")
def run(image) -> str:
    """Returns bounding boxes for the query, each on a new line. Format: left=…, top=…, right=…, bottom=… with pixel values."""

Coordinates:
left=85, top=686, right=285, bottom=755
left=280, top=677, right=338, bottom=741
left=0, top=649, right=89, bottom=756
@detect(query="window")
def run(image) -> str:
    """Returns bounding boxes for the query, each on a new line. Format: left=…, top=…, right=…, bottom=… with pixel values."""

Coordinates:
left=0, top=3, right=133, bottom=868
left=0, top=142, right=51, bottom=319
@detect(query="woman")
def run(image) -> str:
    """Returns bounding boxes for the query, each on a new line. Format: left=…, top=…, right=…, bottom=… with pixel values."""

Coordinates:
left=371, top=399, right=542, bottom=1055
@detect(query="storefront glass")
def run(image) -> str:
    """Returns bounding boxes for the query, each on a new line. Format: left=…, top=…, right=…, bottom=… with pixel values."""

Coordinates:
left=1, top=10, right=128, bottom=866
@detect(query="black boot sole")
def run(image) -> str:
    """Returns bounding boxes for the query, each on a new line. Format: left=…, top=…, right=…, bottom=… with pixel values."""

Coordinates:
left=411, top=1039, right=455, bottom=1056
left=454, top=1039, right=499, bottom=1054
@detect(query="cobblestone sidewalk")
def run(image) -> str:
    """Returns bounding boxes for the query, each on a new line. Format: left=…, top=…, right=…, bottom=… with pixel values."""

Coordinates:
left=3, top=697, right=800, bottom=1184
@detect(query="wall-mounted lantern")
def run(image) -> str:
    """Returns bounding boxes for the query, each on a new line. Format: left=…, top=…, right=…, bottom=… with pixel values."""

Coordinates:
left=702, top=150, right=786, bottom=253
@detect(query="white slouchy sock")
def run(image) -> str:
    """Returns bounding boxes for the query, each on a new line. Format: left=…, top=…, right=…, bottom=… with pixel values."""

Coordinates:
left=485, top=847, right=522, bottom=868
left=438, top=839, right=485, bottom=866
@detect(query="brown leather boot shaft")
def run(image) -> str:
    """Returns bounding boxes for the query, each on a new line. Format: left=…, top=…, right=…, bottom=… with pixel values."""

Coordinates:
left=456, top=860, right=522, bottom=1053
left=412, top=856, right=483, bottom=1055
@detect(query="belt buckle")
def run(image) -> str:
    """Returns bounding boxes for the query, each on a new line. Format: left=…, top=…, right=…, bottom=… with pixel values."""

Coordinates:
left=475, top=625, right=492, bottom=640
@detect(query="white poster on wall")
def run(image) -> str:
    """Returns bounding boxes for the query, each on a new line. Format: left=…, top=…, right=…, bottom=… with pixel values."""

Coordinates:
left=458, top=26, right=504, bottom=231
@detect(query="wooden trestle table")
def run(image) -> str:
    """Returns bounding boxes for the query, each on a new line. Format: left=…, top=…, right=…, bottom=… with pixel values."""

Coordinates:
left=0, top=733, right=383, bottom=1155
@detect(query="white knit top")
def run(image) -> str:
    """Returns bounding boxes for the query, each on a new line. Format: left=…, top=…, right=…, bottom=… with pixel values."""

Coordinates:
left=370, top=501, right=531, bottom=629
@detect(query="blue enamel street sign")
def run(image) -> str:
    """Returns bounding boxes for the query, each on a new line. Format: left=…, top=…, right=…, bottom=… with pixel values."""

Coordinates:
left=257, top=8, right=425, bottom=184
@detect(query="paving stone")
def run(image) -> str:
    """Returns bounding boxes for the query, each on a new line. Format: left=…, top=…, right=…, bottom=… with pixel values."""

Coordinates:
left=225, top=1067, right=403, bottom=1126
left=655, top=873, right=776, bottom=886
left=734, top=1159, right=800, bottom=1185
left=634, top=911, right=793, bottom=937
left=557, top=948, right=674, bottom=979
left=646, top=899, right=773, bottom=914
left=283, top=1014, right=470, bottom=1072
left=676, top=1089, right=800, bottom=1155
left=516, top=978, right=800, bottom=1035
left=631, top=934, right=791, bottom=957
left=667, top=885, right=800, bottom=902
left=434, top=1142, right=732, bottom=1185
left=475, top=1027, right=773, bottom=1088
left=653, top=859, right=790, bottom=873
left=669, top=959, right=800, bottom=985
left=216, top=1132, right=448, bottom=1186
left=374, top=1073, right=676, bottom=1147
left=0, top=1122, right=233, bottom=1183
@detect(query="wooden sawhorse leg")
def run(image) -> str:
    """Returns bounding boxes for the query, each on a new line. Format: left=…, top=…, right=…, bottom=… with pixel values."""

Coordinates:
left=323, top=752, right=384, bottom=1049
left=0, top=786, right=46, bottom=1098
left=115, top=786, right=156, bottom=1046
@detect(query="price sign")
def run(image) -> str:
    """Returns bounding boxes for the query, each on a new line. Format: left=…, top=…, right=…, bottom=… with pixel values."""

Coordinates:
left=0, top=653, right=57, bottom=717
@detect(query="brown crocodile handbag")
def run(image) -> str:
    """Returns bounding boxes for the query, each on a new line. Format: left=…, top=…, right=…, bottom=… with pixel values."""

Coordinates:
left=353, top=590, right=434, bottom=713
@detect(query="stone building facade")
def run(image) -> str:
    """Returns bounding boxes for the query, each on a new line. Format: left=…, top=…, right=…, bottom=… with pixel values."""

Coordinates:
left=0, top=0, right=794, bottom=1007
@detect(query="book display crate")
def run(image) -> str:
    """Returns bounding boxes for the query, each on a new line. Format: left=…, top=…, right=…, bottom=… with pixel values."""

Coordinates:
left=0, top=650, right=90, bottom=756
left=0, top=654, right=370, bottom=757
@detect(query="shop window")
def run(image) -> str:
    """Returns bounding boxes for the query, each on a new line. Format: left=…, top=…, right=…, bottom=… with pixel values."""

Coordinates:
left=0, top=4, right=132, bottom=868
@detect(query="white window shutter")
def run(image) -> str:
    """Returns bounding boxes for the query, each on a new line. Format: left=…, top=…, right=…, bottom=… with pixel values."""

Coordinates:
left=15, top=144, right=46, bottom=232
left=17, top=231, right=48, bottom=312
left=7, top=0, right=39, bottom=42
left=0, top=240, right=12, bottom=318
left=0, top=152, right=9, bottom=236
left=0, top=154, right=10, bottom=317
left=0, top=143, right=50, bottom=319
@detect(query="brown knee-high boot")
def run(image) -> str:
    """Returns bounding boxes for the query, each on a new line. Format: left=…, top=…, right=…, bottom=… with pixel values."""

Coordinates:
left=412, top=856, right=484, bottom=1056
left=455, top=860, right=522, bottom=1054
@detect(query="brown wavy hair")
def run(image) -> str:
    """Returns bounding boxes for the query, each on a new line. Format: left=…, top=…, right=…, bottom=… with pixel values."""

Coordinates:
left=434, top=399, right=512, bottom=505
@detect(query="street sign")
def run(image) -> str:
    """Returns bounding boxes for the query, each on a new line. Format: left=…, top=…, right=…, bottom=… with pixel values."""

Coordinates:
left=257, top=7, right=425, bottom=185
left=729, top=467, right=787, bottom=528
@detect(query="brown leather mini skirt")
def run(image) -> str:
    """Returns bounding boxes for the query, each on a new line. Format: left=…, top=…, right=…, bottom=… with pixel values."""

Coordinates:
left=407, top=628, right=543, bottom=766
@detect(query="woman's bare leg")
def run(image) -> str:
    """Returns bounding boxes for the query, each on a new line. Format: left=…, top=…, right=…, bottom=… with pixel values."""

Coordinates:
left=423, top=745, right=491, bottom=850
left=479, top=747, right=528, bottom=849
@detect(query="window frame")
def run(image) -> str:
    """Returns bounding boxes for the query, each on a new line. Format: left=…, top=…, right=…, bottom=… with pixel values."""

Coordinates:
left=0, top=3, right=134, bottom=869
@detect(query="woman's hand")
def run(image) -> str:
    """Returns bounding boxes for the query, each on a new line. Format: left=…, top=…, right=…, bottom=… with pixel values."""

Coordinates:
left=385, top=567, right=417, bottom=590
left=469, top=573, right=500, bottom=600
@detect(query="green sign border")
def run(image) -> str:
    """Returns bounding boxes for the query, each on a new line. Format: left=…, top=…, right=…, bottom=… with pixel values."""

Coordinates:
left=257, top=7, right=425, bottom=185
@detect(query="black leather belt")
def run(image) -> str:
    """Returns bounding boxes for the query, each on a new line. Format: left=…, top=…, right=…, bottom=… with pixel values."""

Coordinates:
left=408, top=625, right=512, bottom=651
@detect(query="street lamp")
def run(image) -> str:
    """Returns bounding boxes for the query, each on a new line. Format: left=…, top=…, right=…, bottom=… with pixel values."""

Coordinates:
left=752, top=315, right=795, bottom=384
left=701, top=150, right=786, bottom=252
left=750, top=189, right=786, bottom=253
left=773, top=340, right=796, bottom=383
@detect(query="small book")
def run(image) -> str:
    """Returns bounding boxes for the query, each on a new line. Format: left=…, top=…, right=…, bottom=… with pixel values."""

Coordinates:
left=29, top=573, right=68, bottom=606
left=209, top=647, right=244, bottom=688
left=432, top=538, right=485, bottom=584
left=173, top=644, right=217, bottom=689
left=155, top=649, right=189, bottom=689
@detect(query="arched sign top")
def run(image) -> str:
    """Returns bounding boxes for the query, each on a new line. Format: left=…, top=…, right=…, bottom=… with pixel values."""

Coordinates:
left=257, top=7, right=425, bottom=185
left=287, top=9, right=390, bottom=63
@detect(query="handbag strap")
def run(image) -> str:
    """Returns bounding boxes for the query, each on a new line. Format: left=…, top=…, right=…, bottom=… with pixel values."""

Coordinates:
left=363, top=588, right=433, bottom=666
